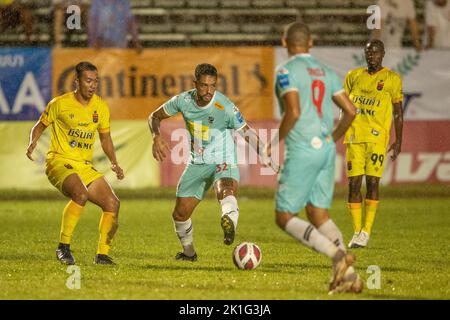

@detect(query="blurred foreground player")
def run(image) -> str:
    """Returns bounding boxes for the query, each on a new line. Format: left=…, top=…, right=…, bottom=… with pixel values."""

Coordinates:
left=268, top=22, right=362, bottom=294
left=148, top=63, right=277, bottom=261
left=26, top=62, right=124, bottom=265
left=344, top=40, right=403, bottom=248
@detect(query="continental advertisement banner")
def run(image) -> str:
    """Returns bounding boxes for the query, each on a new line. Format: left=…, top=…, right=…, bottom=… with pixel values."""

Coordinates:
left=0, top=121, right=159, bottom=189
left=53, top=47, right=274, bottom=120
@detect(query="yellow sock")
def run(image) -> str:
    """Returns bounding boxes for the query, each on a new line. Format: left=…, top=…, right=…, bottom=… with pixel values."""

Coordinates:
left=363, top=199, right=379, bottom=235
left=97, top=212, right=118, bottom=255
left=347, top=202, right=362, bottom=233
left=59, top=200, right=84, bottom=244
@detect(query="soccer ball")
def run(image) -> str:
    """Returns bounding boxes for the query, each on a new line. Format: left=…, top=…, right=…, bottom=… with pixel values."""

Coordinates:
left=232, top=242, right=262, bottom=270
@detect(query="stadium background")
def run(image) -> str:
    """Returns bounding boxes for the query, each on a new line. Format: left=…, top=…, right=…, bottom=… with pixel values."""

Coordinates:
left=1, top=0, right=449, bottom=190
left=1, top=0, right=449, bottom=301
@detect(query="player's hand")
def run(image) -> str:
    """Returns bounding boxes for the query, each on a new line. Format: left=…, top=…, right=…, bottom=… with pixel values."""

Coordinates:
left=388, top=141, right=401, bottom=161
left=261, top=143, right=280, bottom=173
left=111, top=163, right=124, bottom=180
left=152, top=135, right=170, bottom=162
left=26, top=143, right=36, bottom=161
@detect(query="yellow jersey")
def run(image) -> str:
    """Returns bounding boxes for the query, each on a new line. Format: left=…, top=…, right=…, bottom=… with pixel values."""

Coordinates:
left=39, top=92, right=110, bottom=163
left=344, top=67, right=403, bottom=145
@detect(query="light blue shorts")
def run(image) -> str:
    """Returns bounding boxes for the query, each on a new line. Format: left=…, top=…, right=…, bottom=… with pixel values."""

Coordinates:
left=276, top=139, right=336, bottom=213
left=176, top=162, right=240, bottom=200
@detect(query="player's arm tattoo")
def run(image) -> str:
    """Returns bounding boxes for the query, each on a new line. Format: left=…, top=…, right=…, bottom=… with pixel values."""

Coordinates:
left=238, top=124, right=264, bottom=155
left=148, top=106, right=171, bottom=138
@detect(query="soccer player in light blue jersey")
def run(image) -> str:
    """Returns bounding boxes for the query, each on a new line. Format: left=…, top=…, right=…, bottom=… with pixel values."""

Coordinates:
left=268, top=22, right=362, bottom=293
left=148, top=63, right=277, bottom=262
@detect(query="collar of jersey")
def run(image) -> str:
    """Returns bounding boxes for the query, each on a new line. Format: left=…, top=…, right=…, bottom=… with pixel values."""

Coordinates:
left=72, top=91, right=94, bottom=108
left=293, top=53, right=312, bottom=58
left=194, top=91, right=216, bottom=110
left=365, top=67, right=385, bottom=76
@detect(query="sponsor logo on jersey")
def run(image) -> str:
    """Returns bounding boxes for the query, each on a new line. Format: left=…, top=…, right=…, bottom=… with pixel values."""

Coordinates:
left=310, top=136, right=323, bottom=149
left=187, top=120, right=209, bottom=141
left=360, top=108, right=375, bottom=116
left=68, top=129, right=94, bottom=139
left=377, top=80, right=384, bottom=91
left=235, top=111, right=244, bottom=124
left=277, top=68, right=290, bottom=89
left=352, top=95, right=381, bottom=107
left=93, top=111, right=98, bottom=123
left=232, top=106, right=244, bottom=123
left=69, top=140, right=77, bottom=148
left=214, top=102, right=224, bottom=110
left=208, top=116, right=214, bottom=124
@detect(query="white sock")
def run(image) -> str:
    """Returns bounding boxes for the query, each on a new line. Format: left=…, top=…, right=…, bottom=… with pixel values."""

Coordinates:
left=173, top=218, right=195, bottom=256
left=285, top=217, right=339, bottom=259
left=220, top=195, right=239, bottom=229
left=318, top=219, right=346, bottom=251
left=318, top=219, right=356, bottom=276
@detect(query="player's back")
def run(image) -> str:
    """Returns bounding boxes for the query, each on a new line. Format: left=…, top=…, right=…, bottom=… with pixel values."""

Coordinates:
left=275, top=54, right=343, bottom=149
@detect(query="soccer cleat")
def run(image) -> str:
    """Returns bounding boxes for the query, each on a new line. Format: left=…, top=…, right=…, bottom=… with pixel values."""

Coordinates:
left=56, top=243, right=75, bottom=265
left=94, top=254, right=116, bottom=265
left=175, top=252, right=198, bottom=262
left=348, top=232, right=360, bottom=248
left=352, top=231, right=370, bottom=248
left=329, top=251, right=355, bottom=292
left=220, top=214, right=235, bottom=245
left=329, top=272, right=363, bottom=294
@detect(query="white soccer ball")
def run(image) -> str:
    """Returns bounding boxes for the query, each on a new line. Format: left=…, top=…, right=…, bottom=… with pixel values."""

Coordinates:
left=232, top=242, right=262, bottom=270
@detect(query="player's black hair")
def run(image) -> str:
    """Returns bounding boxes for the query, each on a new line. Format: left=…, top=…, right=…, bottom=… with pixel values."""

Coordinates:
left=366, top=39, right=385, bottom=52
left=75, top=61, right=98, bottom=79
left=195, top=63, right=217, bottom=80
left=284, top=22, right=311, bottom=47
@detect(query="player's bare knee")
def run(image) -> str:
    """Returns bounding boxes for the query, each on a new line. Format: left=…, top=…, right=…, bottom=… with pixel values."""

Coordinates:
left=172, top=208, right=189, bottom=221
left=72, top=190, right=88, bottom=206
left=366, top=177, right=379, bottom=197
left=101, top=196, right=120, bottom=213
left=220, top=188, right=235, bottom=199
left=110, top=196, right=120, bottom=213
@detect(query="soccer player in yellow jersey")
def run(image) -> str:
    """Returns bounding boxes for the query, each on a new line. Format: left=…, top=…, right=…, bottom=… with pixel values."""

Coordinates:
left=344, top=40, right=403, bottom=248
left=26, top=61, right=124, bottom=265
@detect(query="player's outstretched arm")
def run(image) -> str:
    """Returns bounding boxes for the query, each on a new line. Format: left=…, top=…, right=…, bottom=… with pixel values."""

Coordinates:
left=148, top=106, right=171, bottom=162
left=26, top=120, right=48, bottom=161
left=332, top=92, right=356, bottom=142
left=99, top=131, right=124, bottom=180
left=237, top=124, right=279, bottom=173
left=388, top=102, right=403, bottom=161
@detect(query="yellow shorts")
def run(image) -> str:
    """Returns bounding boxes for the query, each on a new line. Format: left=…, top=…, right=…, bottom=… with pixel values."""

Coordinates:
left=345, top=142, right=387, bottom=178
left=45, top=157, right=103, bottom=192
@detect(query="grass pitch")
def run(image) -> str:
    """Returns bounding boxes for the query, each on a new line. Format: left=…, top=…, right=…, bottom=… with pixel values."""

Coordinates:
left=0, top=187, right=449, bottom=300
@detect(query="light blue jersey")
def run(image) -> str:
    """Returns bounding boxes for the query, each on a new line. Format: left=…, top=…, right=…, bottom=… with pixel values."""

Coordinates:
left=163, top=89, right=246, bottom=165
left=274, top=54, right=344, bottom=213
left=275, top=53, right=343, bottom=151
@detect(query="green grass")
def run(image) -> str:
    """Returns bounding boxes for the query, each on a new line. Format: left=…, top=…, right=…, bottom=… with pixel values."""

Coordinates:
left=0, top=190, right=449, bottom=299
